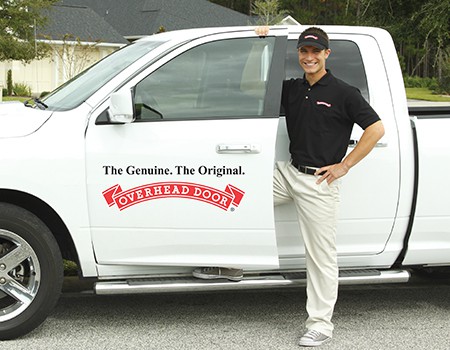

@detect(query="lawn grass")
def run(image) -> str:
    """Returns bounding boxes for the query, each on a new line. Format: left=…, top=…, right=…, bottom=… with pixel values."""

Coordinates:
left=406, top=88, right=450, bottom=102
left=2, top=96, right=31, bottom=103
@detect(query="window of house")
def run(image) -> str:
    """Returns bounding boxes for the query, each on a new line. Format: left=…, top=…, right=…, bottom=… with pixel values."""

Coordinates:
left=134, top=37, right=276, bottom=121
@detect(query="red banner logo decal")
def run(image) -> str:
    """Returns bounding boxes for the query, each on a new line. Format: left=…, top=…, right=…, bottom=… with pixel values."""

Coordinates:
left=102, top=182, right=245, bottom=211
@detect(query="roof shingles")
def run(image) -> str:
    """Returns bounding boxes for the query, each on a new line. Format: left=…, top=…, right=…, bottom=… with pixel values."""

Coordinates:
left=39, top=4, right=129, bottom=44
left=57, top=0, right=250, bottom=38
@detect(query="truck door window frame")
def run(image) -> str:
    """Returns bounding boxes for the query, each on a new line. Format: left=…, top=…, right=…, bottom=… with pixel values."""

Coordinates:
left=133, top=36, right=286, bottom=122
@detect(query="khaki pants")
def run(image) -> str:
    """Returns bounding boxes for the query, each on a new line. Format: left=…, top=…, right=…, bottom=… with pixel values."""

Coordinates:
left=273, top=161, right=340, bottom=337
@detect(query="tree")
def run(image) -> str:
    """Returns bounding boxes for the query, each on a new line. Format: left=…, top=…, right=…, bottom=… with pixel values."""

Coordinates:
left=51, top=34, right=101, bottom=82
left=413, top=0, right=450, bottom=82
left=0, top=0, right=58, bottom=62
left=251, top=0, right=289, bottom=24
left=281, top=0, right=353, bottom=25
left=342, top=0, right=449, bottom=83
left=212, top=0, right=450, bottom=90
left=209, top=0, right=253, bottom=14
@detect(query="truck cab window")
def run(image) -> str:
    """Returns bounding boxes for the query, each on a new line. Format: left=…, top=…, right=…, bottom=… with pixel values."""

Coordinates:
left=134, top=37, right=276, bottom=121
left=285, top=39, right=369, bottom=101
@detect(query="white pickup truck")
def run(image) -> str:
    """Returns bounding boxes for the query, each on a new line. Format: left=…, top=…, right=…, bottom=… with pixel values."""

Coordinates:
left=1, top=25, right=449, bottom=339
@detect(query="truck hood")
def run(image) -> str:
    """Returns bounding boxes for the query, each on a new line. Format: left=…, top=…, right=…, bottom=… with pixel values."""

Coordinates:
left=0, top=102, right=53, bottom=138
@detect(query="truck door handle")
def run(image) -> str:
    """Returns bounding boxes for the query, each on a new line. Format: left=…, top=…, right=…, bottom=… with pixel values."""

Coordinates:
left=216, top=144, right=261, bottom=154
left=348, top=140, right=388, bottom=148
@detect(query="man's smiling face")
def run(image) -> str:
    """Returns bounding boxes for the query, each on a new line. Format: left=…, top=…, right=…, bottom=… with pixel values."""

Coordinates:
left=298, top=45, right=331, bottom=77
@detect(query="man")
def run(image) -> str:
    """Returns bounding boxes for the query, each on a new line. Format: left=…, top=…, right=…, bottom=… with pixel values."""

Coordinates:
left=193, top=26, right=385, bottom=347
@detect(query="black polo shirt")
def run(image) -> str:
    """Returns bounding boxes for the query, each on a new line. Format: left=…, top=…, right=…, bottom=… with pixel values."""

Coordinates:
left=281, top=70, right=380, bottom=168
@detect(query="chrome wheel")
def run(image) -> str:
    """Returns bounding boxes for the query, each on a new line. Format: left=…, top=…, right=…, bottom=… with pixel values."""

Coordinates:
left=0, top=203, right=63, bottom=340
left=0, top=229, right=41, bottom=322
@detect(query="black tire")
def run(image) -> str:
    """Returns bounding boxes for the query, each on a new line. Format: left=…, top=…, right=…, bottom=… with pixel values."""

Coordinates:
left=0, top=203, right=63, bottom=340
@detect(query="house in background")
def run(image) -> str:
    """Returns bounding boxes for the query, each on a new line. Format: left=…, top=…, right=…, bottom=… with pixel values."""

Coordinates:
left=1, top=0, right=250, bottom=95
left=59, top=0, right=252, bottom=41
left=1, top=4, right=128, bottom=95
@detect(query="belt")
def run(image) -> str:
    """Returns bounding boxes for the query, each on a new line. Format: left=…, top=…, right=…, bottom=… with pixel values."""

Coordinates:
left=291, top=160, right=324, bottom=176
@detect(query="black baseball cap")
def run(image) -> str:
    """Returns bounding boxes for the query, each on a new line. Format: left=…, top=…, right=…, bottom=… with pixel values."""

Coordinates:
left=297, top=31, right=329, bottom=50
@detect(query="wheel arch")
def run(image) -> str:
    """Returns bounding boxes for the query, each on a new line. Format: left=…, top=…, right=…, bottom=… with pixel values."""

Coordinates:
left=0, top=189, right=79, bottom=267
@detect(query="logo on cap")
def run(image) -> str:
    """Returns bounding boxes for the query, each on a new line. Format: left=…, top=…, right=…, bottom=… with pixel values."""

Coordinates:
left=304, top=35, right=319, bottom=40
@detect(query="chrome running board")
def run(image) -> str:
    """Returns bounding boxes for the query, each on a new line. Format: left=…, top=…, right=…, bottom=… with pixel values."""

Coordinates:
left=94, top=269, right=410, bottom=295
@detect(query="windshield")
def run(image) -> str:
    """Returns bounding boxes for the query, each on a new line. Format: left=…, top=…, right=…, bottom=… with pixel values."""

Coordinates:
left=42, top=39, right=167, bottom=111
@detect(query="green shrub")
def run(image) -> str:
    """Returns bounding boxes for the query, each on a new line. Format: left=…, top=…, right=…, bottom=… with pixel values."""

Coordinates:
left=40, top=91, right=50, bottom=98
left=436, top=62, right=450, bottom=95
left=403, top=75, right=438, bottom=89
left=2, top=88, right=7, bottom=97
left=429, top=79, right=440, bottom=91
left=7, top=69, right=13, bottom=96
left=63, top=260, right=79, bottom=276
left=12, top=82, right=32, bottom=97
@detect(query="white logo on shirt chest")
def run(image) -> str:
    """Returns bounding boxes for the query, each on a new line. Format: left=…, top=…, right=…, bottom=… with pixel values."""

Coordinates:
left=316, top=101, right=332, bottom=108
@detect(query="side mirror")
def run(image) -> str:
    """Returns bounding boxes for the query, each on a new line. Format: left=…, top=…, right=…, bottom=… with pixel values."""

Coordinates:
left=108, top=89, right=135, bottom=124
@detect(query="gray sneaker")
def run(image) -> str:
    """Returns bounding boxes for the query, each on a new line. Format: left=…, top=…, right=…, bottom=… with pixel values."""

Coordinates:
left=299, top=329, right=331, bottom=347
left=192, top=267, right=243, bottom=281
